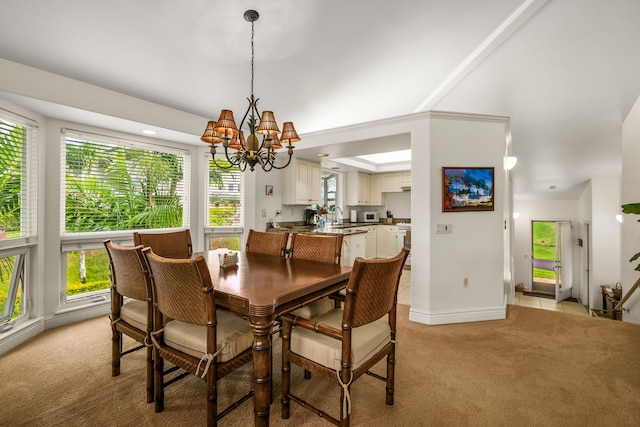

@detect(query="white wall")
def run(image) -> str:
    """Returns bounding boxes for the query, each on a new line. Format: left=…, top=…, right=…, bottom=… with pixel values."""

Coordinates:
left=590, top=176, right=621, bottom=308
left=621, top=95, right=640, bottom=324
left=416, top=113, right=508, bottom=324
left=385, top=192, right=411, bottom=219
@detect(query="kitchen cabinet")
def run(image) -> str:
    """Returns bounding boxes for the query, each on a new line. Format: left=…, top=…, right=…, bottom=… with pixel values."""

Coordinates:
left=370, top=174, right=385, bottom=205
left=347, top=172, right=385, bottom=206
left=282, top=158, right=321, bottom=205
left=354, top=225, right=377, bottom=259
left=346, top=172, right=371, bottom=205
left=401, top=171, right=411, bottom=187
left=381, top=173, right=402, bottom=192
left=377, top=225, right=398, bottom=258
left=341, top=233, right=365, bottom=266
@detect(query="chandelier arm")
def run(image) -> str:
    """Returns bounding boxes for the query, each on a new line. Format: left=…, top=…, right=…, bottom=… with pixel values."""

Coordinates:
left=268, top=150, right=294, bottom=170
left=210, top=154, right=234, bottom=170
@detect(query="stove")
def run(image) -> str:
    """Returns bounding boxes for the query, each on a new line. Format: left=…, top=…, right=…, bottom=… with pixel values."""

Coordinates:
left=396, top=223, right=411, bottom=267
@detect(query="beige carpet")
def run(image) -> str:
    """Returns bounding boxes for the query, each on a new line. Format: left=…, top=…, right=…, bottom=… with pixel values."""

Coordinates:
left=1, top=305, right=640, bottom=426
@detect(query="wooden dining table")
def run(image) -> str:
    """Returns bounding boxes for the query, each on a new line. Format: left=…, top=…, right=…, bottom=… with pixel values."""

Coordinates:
left=197, top=250, right=352, bottom=426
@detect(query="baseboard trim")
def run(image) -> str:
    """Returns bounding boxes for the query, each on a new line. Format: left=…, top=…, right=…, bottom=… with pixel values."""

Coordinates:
left=408, top=305, right=506, bottom=325
left=0, top=319, right=44, bottom=355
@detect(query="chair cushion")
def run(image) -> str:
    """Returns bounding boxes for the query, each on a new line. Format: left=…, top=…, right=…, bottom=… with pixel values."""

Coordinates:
left=290, top=298, right=334, bottom=319
left=120, top=300, right=147, bottom=332
left=163, top=311, right=253, bottom=363
left=290, top=309, right=391, bottom=371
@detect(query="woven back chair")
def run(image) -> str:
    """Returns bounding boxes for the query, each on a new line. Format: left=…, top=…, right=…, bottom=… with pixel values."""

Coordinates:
left=103, top=240, right=154, bottom=403
left=133, top=229, right=193, bottom=259
left=142, top=248, right=254, bottom=426
left=245, top=229, right=288, bottom=257
left=289, top=233, right=344, bottom=265
left=288, top=233, right=344, bottom=319
left=281, top=248, right=410, bottom=427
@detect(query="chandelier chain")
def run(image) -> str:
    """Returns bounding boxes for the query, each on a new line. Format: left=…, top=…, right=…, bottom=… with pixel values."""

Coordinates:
left=250, top=20, right=255, bottom=99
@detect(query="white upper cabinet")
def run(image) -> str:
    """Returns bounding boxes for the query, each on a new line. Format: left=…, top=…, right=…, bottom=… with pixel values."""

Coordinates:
left=401, top=171, right=411, bottom=187
left=370, top=174, right=385, bottom=205
left=381, top=172, right=403, bottom=192
left=347, top=172, right=386, bottom=206
left=346, top=172, right=371, bottom=205
left=282, top=158, right=321, bottom=205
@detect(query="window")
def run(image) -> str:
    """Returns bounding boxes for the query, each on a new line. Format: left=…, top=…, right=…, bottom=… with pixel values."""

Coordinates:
left=0, top=112, right=38, bottom=329
left=60, top=130, right=190, bottom=304
left=321, top=172, right=337, bottom=208
left=205, top=158, right=243, bottom=251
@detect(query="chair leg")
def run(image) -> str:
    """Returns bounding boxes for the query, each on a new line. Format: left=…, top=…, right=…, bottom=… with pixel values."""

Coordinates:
left=386, top=347, right=396, bottom=406
left=111, top=327, right=121, bottom=377
left=154, top=348, right=164, bottom=413
left=339, top=382, right=351, bottom=427
left=280, top=321, right=291, bottom=419
left=146, top=345, right=154, bottom=403
left=207, top=368, right=217, bottom=427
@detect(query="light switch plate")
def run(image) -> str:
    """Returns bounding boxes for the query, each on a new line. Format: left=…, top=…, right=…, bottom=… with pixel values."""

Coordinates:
left=435, top=223, right=453, bottom=234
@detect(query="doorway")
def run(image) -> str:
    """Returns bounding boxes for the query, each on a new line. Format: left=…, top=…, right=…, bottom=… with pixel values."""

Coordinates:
left=531, top=220, right=573, bottom=302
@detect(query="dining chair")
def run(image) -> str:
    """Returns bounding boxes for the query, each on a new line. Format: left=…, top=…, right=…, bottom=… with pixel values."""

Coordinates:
left=288, top=233, right=344, bottom=319
left=142, top=248, right=254, bottom=426
left=133, top=229, right=193, bottom=259
left=103, top=240, right=154, bottom=403
left=280, top=248, right=410, bottom=426
left=245, top=229, right=289, bottom=257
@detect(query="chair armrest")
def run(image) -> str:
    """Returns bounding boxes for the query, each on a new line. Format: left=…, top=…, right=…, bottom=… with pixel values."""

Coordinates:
left=281, top=313, right=342, bottom=340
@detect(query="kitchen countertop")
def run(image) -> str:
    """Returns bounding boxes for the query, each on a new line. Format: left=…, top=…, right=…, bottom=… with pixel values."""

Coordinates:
left=267, top=220, right=410, bottom=235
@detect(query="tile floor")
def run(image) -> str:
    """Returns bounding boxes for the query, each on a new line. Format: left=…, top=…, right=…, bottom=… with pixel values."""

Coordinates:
left=396, top=270, right=590, bottom=317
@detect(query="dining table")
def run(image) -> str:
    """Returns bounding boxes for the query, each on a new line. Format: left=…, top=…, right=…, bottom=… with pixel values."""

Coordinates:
left=198, top=250, right=352, bottom=426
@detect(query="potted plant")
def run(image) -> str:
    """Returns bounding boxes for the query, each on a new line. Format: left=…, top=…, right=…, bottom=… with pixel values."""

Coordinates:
left=621, top=202, right=640, bottom=271
left=616, top=202, right=640, bottom=313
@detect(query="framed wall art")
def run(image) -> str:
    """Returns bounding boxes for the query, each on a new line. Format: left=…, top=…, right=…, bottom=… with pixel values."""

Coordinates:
left=442, top=167, right=494, bottom=212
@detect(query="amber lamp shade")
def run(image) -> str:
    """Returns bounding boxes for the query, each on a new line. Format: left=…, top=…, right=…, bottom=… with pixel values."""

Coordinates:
left=280, top=122, right=301, bottom=144
left=270, top=133, right=283, bottom=149
left=201, top=121, right=222, bottom=144
left=256, top=111, right=280, bottom=135
left=214, top=110, right=239, bottom=137
left=228, top=131, right=245, bottom=150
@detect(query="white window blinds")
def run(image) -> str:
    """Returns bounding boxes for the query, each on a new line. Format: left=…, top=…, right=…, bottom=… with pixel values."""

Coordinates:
left=0, top=110, right=38, bottom=241
left=61, top=130, right=190, bottom=234
left=206, top=158, right=243, bottom=227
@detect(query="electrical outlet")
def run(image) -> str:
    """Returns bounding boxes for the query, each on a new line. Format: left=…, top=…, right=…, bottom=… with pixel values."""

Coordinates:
left=261, top=209, right=266, bottom=217
left=463, top=277, right=469, bottom=287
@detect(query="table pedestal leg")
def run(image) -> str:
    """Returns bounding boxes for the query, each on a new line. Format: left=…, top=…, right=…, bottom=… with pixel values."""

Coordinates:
left=252, top=320, right=273, bottom=426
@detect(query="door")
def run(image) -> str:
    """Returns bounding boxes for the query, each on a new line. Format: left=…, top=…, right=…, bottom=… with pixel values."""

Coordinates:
left=531, top=220, right=573, bottom=301
left=555, top=221, right=573, bottom=302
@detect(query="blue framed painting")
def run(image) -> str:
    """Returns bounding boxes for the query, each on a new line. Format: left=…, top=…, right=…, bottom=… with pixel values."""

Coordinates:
left=442, top=167, right=494, bottom=212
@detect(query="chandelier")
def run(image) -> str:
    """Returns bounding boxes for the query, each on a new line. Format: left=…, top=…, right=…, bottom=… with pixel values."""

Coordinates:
left=201, top=9, right=300, bottom=172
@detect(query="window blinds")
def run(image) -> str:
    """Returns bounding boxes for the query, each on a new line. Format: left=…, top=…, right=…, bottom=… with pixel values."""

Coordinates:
left=61, top=129, right=190, bottom=234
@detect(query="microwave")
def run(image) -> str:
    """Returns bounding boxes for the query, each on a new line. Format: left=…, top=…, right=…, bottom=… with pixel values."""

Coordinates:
left=363, top=212, right=380, bottom=223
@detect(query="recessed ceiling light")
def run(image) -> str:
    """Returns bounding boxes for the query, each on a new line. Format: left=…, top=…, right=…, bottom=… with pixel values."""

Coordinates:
left=316, top=153, right=329, bottom=157
left=142, top=129, right=157, bottom=135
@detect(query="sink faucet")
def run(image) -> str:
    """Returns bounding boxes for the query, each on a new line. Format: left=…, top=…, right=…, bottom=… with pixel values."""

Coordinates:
left=333, top=206, right=343, bottom=224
